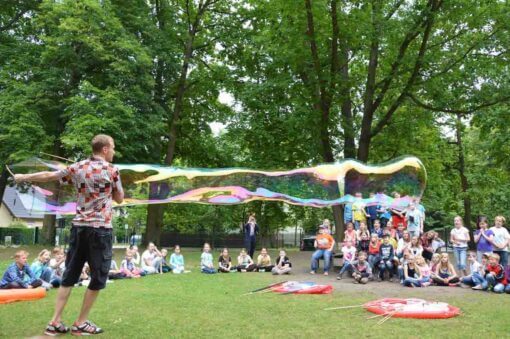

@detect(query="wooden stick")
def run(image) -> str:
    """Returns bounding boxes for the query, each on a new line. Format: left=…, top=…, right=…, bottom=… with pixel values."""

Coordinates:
left=323, top=305, right=363, bottom=311
left=377, top=311, right=397, bottom=325
left=366, top=313, right=386, bottom=320
left=242, top=281, right=288, bottom=296
left=39, top=152, right=73, bottom=162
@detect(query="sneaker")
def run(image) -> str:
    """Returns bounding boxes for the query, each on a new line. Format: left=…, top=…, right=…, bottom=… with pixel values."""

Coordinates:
left=71, top=320, right=103, bottom=336
left=422, top=282, right=431, bottom=287
left=472, top=285, right=483, bottom=290
left=45, top=321, right=70, bottom=336
left=336, top=275, right=342, bottom=280
left=310, top=271, right=315, bottom=275
left=360, top=277, right=368, bottom=284
left=323, top=272, right=329, bottom=276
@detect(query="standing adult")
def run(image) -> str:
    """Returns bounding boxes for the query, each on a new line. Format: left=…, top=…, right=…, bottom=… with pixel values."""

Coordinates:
left=490, top=215, right=509, bottom=268
left=14, top=134, right=123, bottom=336
left=244, top=214, right=259, bottom=259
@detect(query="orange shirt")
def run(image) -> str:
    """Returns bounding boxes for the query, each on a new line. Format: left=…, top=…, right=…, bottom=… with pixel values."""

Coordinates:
left=316, top=233, right=335, bottom=249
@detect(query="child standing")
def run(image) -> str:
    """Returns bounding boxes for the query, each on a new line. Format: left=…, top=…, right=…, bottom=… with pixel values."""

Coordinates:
left=490, top=216, right=509, bottom=268
left=450, top=216, right=470, bottom=277
left=0, top=251, right=42, bottom=289
left=272, top=250, right=292, bottom=275
left=201, top=243, right=216, bottom=274
left=473, top=216, right=494, bottom=263
left=170, top=245, right=186, bottom=274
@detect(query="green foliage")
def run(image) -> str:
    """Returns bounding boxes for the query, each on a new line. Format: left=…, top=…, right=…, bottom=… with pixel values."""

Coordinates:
left=0, top=227, right=35, bottom=245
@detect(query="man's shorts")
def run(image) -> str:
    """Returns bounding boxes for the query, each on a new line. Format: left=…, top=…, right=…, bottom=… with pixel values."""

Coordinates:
left=62, top=226, right=113, bottom=290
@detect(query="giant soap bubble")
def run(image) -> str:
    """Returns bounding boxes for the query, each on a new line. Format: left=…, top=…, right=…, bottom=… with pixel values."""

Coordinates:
left=9, top=156, right=426, bottom=214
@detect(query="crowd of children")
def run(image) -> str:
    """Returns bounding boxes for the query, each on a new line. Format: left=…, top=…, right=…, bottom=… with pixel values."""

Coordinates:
left=2, top=211, right=508, bottom=296
left=329, top=214, right=510, bottom=293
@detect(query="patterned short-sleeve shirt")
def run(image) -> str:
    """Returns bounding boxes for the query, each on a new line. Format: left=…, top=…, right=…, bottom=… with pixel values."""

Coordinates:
left=57, top=157, right=123, bottom=228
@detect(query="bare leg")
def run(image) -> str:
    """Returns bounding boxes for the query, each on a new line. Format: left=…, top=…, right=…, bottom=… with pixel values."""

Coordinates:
left=51, top=286, right=73, bottom=323
left=76, top=289, right=100, bottom=324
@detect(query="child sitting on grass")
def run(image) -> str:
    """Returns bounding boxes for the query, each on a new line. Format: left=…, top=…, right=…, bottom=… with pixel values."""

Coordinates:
left=402, top=256, right=423, bottom=287
left=49, top=247, right=65, bottom=287
left=482, top=253, right=507, bottom=293
left=218, top=248, right=235, bottom=273
left=201, top=243, right=216, bottom=274
left=432, top=253, right=460, bottom=286
left=350, top=251, right=372, bottom=284
left=0, top=250, right=42, bottom=289
left=272, top=250, right=292, bottom=275
left=170, top=245, right=187, bottom=274
left=159, top=249, right=171, bottom=273
left=416, top=256, right=432, bottom=287
left=256, top=248, right=274, bottom=272
left=30, top=249, right=53, bottom=289
left=237, top=249, right=256, bottom=272
left=461, top=251, right=485, bottom=288
left=120, top=250, right=144, bottom=278
left=337, top=241, right=357, bottom=280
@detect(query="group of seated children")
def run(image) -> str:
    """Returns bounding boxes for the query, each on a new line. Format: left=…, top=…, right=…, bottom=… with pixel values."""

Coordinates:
left=334, top=217, right=510, bottom=293
left=0, top=243, right=191, bottom=290
left=0, top=248, right=65, bottom=290
left=201, top=243, right=292, bottom=275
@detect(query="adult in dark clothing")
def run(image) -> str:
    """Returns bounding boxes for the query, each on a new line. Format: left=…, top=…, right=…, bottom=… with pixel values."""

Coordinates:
left=244, top=215, right=259, bottom=258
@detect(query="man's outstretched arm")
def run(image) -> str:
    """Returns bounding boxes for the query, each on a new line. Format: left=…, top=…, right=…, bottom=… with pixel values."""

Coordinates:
left=14, top=171, right=61, bottom=183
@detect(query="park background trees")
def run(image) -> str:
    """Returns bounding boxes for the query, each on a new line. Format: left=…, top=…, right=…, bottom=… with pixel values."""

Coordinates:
left=0, top=0, right=509, bottom=244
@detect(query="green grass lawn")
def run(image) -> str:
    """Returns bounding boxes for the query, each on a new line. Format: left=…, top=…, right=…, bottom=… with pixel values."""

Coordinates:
left=0, top=246, right=509, bottom=338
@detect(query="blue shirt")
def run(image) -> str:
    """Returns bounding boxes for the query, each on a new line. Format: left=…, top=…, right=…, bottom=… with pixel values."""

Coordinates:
left=0, top=263, right=37, bottom=288
left=366, top=205, right=378, bottom=219
left=344, top=204, right=353, bottom=223
left=170, top=253, right=185, bottom=268
left=30, top=261, right=49, bottom=279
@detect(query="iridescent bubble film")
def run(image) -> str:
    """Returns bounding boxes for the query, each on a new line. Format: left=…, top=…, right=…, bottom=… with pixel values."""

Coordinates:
left=9, top=156, right=426, bottom=214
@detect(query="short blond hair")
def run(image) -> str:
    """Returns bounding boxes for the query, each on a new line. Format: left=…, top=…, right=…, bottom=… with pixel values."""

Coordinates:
left=91, top=134, right=113, bottom=154
left=14, top=250, right=29, bottom=259
left=490, top=253, right=500, bottom=262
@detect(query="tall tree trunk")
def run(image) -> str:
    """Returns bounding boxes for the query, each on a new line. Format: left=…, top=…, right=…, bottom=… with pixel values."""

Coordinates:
left=455, top=113, right=471, bottom=228
left=0, top=167, right=8, bottom=210
left=145, top=0, right=207, bottom=245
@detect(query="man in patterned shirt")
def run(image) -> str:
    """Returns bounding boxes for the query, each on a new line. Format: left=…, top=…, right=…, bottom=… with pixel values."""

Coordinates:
left=14, top=134, right=124, bottom=336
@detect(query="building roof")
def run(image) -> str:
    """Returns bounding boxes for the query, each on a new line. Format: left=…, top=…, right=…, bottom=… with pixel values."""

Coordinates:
left=1, top=186, right=51, bottom=220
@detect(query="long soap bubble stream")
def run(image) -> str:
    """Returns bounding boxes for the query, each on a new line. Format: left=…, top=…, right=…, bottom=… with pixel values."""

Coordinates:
left=8, top=156, right=426, bottom=215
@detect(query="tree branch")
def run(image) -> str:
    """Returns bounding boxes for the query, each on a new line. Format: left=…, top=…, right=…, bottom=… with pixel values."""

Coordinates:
left=408, top=93, right=510, bottom=115
left=371, top=0, right=442, bottom=138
